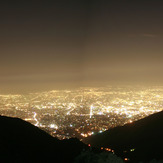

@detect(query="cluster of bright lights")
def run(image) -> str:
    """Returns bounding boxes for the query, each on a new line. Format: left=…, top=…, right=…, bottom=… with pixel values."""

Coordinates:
left=50, top=124, right=58, bottom=129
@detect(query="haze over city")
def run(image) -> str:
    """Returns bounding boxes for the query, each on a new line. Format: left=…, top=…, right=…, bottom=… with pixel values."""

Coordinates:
left=0, top=0, right=163, bottom=93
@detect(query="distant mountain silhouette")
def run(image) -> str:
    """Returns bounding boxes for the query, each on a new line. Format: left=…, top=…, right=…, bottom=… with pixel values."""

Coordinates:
left=83, top=111, right=163, bottom=162
left=0, top=116, right=87, bottom=163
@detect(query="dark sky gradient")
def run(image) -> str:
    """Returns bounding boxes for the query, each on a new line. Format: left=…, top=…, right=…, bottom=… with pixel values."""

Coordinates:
left=0, top=0, right=163, bottom=93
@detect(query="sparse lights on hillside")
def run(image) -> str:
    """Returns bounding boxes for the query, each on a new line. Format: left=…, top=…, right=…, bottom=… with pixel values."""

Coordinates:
left=130, top=148, right=135, bottom=152
left=105, top=148, right=111, bottom=151
left=124, top=158, right=128, bottom=161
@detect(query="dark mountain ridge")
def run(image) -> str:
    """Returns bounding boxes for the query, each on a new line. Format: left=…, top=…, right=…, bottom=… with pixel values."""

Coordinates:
left=0, top=115, right=87, bottom=163
left=1, top=111, right=163, bottom=162
left=83, top=111, right=163, bottom=162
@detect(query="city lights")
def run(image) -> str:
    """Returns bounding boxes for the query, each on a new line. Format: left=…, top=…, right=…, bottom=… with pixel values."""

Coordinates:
left=0, top=86, right=162, bottom=140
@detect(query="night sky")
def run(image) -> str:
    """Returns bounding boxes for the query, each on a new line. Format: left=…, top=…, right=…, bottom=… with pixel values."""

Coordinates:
left=0, top=0, right=163, bottom=93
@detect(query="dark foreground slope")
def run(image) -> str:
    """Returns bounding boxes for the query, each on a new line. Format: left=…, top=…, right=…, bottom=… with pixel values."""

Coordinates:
left=0, top=116, right=86, bottom=163
left=84, top=111, right=163, bottom=162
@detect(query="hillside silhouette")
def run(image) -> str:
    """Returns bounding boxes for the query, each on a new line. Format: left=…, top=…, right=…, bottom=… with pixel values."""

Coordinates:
left=83, top=111, right=163, bottom=162
left=1, top=111, right=163, bottom=163
left=0, top=115, right=87, bottom=163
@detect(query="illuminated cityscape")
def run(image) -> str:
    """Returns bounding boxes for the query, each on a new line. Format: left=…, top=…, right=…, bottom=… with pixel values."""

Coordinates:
left=0, top=85, right=163, bottom=140
left=1, top=0, right=163, bottom=162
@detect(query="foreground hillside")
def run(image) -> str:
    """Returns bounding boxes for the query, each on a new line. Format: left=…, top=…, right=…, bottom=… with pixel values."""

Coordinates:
left=1, top=111, right=163, bottom=162
left=0, top=115, right=86, bottom=163
left=83, top=111, right=163, bottom=162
